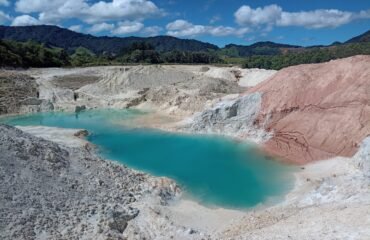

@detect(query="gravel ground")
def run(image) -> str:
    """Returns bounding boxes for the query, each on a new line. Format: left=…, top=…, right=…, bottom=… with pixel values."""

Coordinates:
left=0, top=125, right=188, bottom=240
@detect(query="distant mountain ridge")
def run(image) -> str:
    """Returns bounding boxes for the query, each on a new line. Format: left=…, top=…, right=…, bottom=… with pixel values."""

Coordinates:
left=345, top=30, right=370, bottom=44
left=0, top=25, right=369, bottom=57
left=0, top=25, right=218, bottom=54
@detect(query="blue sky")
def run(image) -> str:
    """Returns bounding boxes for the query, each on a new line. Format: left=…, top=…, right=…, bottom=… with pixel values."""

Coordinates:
left=0, top=0, right=369, bottom=47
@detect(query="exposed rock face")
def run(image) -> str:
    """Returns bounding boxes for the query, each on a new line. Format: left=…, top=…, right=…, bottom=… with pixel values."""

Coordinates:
left=18, top=98, right=54, bottom=113
left=75, top=105, right=86, bottom=113
left=0, top=71, right=53, bottom=114
left=143, top=77, right=243, bottom=114
left=79, top=65, right=197, bottom=96
left=354, top=137, right=370, bottom=177
left=190, top=93, right=270, bottom=143
left=248, top=55, right=370, bottom=163
left=52, top=74, right=100, bottom=90
left=76, top=65, right=245, bottom=114
left=0, top=125, right=180, bottom=239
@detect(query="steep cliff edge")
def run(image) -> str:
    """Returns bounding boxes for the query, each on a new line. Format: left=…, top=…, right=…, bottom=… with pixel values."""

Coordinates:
left=248, top=55, right=370, bottom=163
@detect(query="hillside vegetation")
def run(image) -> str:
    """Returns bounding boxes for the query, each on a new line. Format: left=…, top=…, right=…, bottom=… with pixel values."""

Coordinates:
left=243, top=42, right=370, bottom=69
left=0, top=25, right=369, bottom=69
left=0, top=40, right=69, bottom=67
left=0, top=40, right=223, bottom=67
left=221, top=42, right=301, bottom=57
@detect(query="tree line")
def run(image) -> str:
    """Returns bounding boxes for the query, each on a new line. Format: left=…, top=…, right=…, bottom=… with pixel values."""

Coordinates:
left=0, top=40, right=223, bottom=67
left=243, top=43, right=370, bottom=70
left=0, top=40, right=69, bottom=67
left=1, top=39, right=369, bottom=69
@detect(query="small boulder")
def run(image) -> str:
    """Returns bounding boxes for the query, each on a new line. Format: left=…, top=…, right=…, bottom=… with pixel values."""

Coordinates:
left=107, top=207, right=139, bottom=233
left=75, top=105, right=86, bottom=113
left=74, top=130, right=89, bottom=138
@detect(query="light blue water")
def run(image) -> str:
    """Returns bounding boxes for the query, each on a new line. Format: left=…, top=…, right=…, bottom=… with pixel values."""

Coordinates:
left=2, top=110, right=294, bottom=209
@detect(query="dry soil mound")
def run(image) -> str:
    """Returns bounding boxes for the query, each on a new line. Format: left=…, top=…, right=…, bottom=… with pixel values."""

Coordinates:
left=249, top=55, right=370, bottom=163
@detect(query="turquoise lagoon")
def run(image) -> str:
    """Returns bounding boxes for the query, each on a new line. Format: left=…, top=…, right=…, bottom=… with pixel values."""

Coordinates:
left=2, top=110, right=294, bottom=209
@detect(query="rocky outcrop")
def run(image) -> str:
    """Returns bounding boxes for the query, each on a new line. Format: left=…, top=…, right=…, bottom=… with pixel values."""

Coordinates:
left=248, top=55, right=370, bottom=163
left=143, top=77, right=243, bottom=114
left=354, top=137, right=370, bottom=177
left=75, top=65, right=245, bottom=114
left=0, top=71, right=53, bottom=115
left=0, top=125, right=180, bottom=239
left=190, top=93, right=270, bottom=142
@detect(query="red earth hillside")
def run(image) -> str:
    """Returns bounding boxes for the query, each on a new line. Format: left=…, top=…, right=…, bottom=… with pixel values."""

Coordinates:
left=248, top=55, right=370, bottom=164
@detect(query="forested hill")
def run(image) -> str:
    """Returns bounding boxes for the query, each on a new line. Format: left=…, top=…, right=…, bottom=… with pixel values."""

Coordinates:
left=0, top=25, right=369, bottom=69
left=0, top=25, right=218, bottom=54
left=221, top=42, right=302, bottom=57
left=0, top=25, right=305, bottom=57
left=1, top=25, right=370, bottom=57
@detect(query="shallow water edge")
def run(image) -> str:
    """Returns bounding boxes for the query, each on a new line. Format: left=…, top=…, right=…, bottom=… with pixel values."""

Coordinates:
left=1, top=109, right=295, bottom=209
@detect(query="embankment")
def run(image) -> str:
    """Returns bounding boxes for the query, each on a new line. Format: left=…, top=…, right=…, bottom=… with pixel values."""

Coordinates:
left=190, top=56, right=370, bottom=164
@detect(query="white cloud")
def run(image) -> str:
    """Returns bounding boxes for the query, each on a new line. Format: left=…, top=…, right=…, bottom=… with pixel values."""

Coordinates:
left=41, top=0, right=88, bottom=24
left=0, top=10, right=11, bottom=24
left=88, top=22, right=115, bottom=33
left=209, top=15, right=221, bottom=24
left=208, top=26, right=249, bottom=37
left=166, top=19, right=249, bottom=37
left=358, top=9, right=370, bottom=19
left=69, top=24, right=83, bottom=32
left=235, top=5, right=282, bottom=26
left=11, top=15, right=40, bottom=26
left=166, top=20, right=193, bottom=31
left=0, top=0, right=10, bottom=6
left=16, top=0, right=65, bottom=13
left=142, top=26, right=163, bottom=36
left=85, top=0, right=161, bottom=23
left=278, top=10, right=353, bottom=29
left=235, top=4, right=370, bottom=29
left=112, top=21, right=144, bottom=35
left=15, top=0, right=163, bottom=24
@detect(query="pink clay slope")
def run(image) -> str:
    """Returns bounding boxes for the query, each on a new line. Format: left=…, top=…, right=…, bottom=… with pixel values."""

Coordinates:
left=248, top=55, right=370, bottom=164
